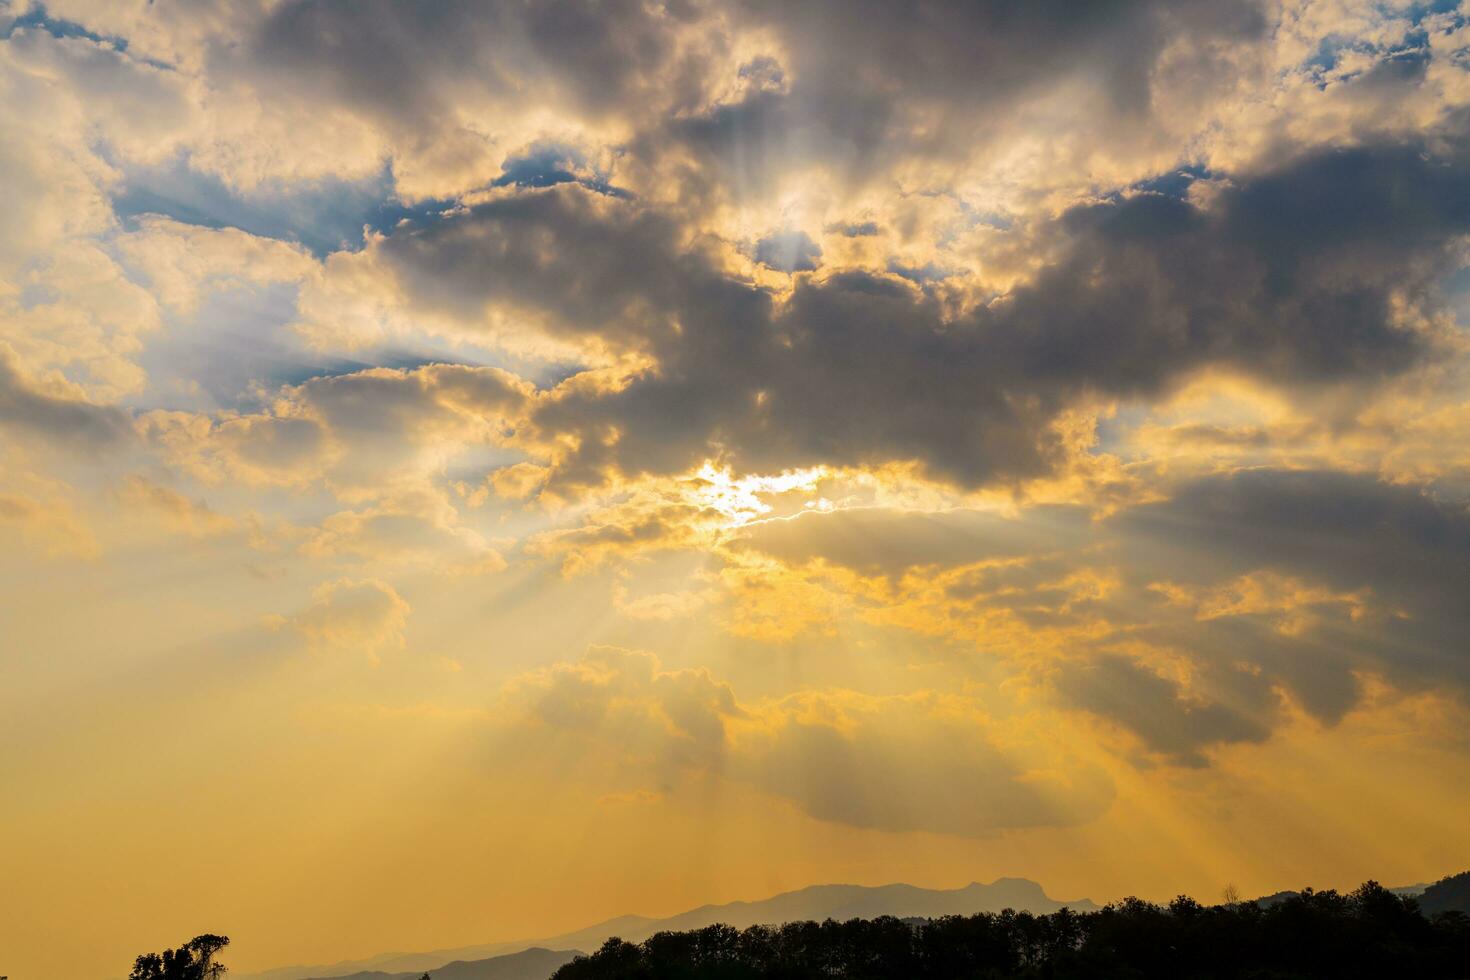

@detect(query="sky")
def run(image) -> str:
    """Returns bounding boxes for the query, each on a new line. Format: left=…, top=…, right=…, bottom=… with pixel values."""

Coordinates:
left=3, top=0, right=1470, bottom=976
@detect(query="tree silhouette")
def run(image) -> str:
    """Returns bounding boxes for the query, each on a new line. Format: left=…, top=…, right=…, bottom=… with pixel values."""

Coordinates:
left=128, top=934, right=229, bottom=980
left=547, top=879, right=1470, bottom=979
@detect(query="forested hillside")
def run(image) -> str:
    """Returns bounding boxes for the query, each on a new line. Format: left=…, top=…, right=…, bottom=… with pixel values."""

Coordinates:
left=548, top=881, right=1470, bottom=980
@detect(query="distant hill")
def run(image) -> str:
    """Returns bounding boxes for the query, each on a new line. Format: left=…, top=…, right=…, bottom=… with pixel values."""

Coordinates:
left=301, top=947, right=578, bottom=980
left=622, top=879, right=1099, bottom=935
left=241, top=879, right=1095, bottom=980
left=299, top=946, right=579, bottom=980
left=1421, top=871, right=1470, bottom=916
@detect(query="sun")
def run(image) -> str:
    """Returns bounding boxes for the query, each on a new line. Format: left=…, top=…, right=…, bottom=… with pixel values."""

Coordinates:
left=687, top=461, right=829, bottom=528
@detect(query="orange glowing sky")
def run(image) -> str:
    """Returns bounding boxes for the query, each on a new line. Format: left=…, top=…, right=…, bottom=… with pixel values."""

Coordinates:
left=4, top=1, right=1470, bottom=977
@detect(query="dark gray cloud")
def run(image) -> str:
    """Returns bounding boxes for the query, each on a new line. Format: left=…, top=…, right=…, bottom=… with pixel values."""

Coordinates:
left=1117, top=468, right=1470, bottom=702
left=738, top=0, right=1264, bottom=116
left=375, top=188, right=710, bottom=348
left=108, top=0, right=1470, bottom=494
left=226, top=0, right=1278, bottom=211
left=247, top=0, right=684, bottom=126
left=456, top=133, right=1470, bottom=491
left=1045, top=468, right=1470, bottom=762
left=1052, top=654, right=1273, bottom=768
left=989, top=141, right=1470, bottom=396
left=660, top=0, right=1266, bottom=195
left=106, top=0, right=1464, bottom=459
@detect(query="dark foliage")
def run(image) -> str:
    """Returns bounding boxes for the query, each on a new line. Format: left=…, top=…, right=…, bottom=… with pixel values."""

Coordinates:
left=1421, top=872, right=1470, bottom=917
left=129, top=934, right=230, bottom=980
left=550, top=881, right=1470, bottom=980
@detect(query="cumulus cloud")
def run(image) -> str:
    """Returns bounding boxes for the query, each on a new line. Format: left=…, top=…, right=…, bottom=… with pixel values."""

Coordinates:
left=114, top=474, right=238, bottom=538
left=331, top=130, right=1470, bottom=496
left=504, top=647, right=1113, bottom=837
left=274, top=577, right=412, bottom=657
left=711, top=467, right=1470, bottom=766
left=666, top=0, right=1264, bottom=196
left=1028, top=467, right=1470, bottom=762
left=0, top=345, right=134, bottom=448
left=1051, top=654, right=1274, bottom=768
left=5, top=0, right=1470, bottom=793
left=303, top=487, right=506, bottom=575
left=11, top=0, right=1470, bottom=501
left=745, top=690, right=1115, bottom=836
left=143, top=363, right=531, bottom=497
left=115, top=216, right=316, bottom=316
left=1114, top=468, right=1470, bottom=715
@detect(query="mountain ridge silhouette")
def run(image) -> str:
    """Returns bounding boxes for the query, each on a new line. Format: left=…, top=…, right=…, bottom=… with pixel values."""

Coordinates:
left=297, top=947, right=580, bottom=980
left=238, top=878, right=1097, bottom=980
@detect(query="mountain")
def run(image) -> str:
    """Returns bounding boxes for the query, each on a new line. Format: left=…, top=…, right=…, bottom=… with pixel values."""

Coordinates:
left=240, top=878, right=1095, bottom=980
left=608, top=879, right=1098, bottom=934
left=1420, top=871, right=1470, bottom=915
left=299, top=947, right=579, bottom=980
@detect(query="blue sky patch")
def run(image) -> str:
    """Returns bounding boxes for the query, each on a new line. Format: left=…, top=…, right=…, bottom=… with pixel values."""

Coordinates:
left=491, top=143, right=630, bottom=198
left=111, top=156, right=453, bottom=257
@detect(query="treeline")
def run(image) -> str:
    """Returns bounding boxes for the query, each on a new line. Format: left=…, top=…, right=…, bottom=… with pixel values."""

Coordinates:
left=550, top=881, right=1470, bottom=980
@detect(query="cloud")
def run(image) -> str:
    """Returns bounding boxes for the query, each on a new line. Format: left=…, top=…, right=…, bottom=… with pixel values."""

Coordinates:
left=364, top=185, right=707, bottom=353
left=115, top=215, right=317, bottom=314
left=525, top=505, right=710, bottom=576
left=1051, top=654, right=1274, bottom=768
left=754, top=229, right=821, bottom=272
left=143, top=363, right=531, bottom=497
left=506, top=646, right=740, bottom=772
left=249, top=0, right=679, bottom=122
left=835, top=468, right=1470, bottom=765
left=0, top=345, right=134, bottom=448
left=742, top=689, right=1115, bottom=836
left=6, top=0, right=1470, bottom=795
left=503, top=646, right=1113, bottom=836
left=302, top=487, right=506, bottom=575
left=717, top=467, right=1470, bottom=765
left=14, top=1, right=1469, bottom=506
left=336, top=129, right=1470, bottom=496
left=659, top=0, right=1266, bottom=205
left=273, top=577, right=411, bottom=657
left=735, top=506, right=1090, bottom=577
left=114, top=474, right=237, bottom=538
left=1114, top=468, right=1470, bottom=714
left=235, top=0, right=695, bottom=198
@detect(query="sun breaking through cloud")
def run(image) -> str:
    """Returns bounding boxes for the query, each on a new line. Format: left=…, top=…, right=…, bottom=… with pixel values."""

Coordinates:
left=3, top=1, right=1470, bottom=976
